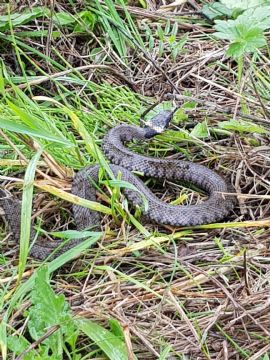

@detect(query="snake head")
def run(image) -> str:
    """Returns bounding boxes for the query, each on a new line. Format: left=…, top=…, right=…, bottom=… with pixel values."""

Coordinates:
left=143, top=108, right=177, bottom=138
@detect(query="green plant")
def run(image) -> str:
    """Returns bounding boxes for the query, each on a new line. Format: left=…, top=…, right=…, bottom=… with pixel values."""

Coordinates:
left=202, top=0, right=270, bottom=20
left=202, top=1, right=270, bottom=84
left=214, top=6, right=270, bottom=59
left=0, top=7, right=49, bottom=31
left=218, top=119, right=268, bottom=134
left=143, top=20, right=188, bottom=60
left=90, top=0, right=145, bottom=61
left=52, top=10, right=96, bottom=33
left=7, top=267, right=130, bottom=359
left=202, top=0, right=270, bottom=62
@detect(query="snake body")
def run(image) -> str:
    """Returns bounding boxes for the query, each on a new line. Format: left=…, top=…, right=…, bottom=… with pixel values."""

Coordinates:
left=0, top=111, right=235, bottom=259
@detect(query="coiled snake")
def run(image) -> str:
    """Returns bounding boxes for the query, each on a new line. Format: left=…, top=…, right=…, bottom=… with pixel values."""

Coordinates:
left=0, top=110, right=235, bottom=260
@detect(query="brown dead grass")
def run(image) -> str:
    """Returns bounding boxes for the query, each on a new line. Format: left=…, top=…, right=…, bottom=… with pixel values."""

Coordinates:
left=1, top=1, right=270, bottom=359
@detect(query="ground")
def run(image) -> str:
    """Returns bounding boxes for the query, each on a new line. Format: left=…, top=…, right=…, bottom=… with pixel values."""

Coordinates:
left=0, top=1, right=270, bottom=359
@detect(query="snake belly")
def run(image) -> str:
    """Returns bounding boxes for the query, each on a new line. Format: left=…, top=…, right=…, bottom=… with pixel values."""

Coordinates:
left=0, top=116, right=235, bottom=260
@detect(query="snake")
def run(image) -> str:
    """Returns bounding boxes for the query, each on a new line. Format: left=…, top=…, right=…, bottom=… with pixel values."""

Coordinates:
left=0, top=110, right=235, bottom=260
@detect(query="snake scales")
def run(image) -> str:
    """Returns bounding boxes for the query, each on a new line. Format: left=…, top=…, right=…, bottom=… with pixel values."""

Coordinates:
left=0, top=110, right=235, bottom=260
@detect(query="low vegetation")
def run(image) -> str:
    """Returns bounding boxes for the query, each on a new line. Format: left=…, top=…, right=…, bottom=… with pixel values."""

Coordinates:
left=0, top=1, right=270, bottom=359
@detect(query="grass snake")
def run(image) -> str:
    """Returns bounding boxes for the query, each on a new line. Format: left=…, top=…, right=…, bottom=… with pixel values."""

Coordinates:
left=0, top=110, right=235, bottom=260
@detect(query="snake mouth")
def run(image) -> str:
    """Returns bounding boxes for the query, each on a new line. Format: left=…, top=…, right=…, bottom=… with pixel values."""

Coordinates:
left=142, top=109, right=178, bottom=138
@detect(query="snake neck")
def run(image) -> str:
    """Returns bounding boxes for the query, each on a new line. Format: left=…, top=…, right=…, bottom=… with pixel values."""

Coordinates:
left=102, top=109, right=174, bottom=148
left=104, top=124, right=149, bottom=142
left=101, top=124, right=153, bottom=168
left=102, top=124, right=149, bottom=154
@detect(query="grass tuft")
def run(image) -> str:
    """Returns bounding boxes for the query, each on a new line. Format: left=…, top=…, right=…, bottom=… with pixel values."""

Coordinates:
left=0, top=1, right=270, bottom=359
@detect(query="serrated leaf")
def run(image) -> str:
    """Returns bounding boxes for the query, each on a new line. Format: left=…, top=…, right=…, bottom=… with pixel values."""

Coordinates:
left=214, top=6, right=270, bottom=57
left=149, top=34, right=155, bottom=50
left=220, top=0, right=270, bottom=11
left=158, top=41, right=164, bottom=57
left=227, top=30, right=266, bottom=57
left=156, top=24, right=164, bottom=41
left=28, top=267, right=78, bottom=356
left=239, top=6, right=270, bottom=30
left=164, top=20, right=171, bottom=36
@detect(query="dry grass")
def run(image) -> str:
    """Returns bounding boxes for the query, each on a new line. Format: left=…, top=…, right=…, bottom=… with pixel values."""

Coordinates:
left=1, top=0, right=270, bottom=359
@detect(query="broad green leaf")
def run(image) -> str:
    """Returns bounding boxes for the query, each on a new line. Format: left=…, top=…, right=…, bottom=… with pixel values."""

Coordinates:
left=7, top=336, right=35, bottom=360
left=0, top=7, right=48, bottom=31
left=52, top=12, right=75, bottom=26
left=173, top=108, right=188, bottom=122
left=74, top=11, right=96, bottom=32
left=220, top=0, right=270, bottom=11
left=227, top=30, right=266, bottom=58
left=182, top=100, right=197, bottom=110
left=239, top=6, right=270, bottom=30
left=77, top=318, right=129, bottom=360
left=214, top=6, right=270, bottom=57
left=214, top=6, right=270, bottom=37
left=218, top=119, right=267, bottom=134
left=6, top=234, right=102, bottom=328
left=202, top=2, right=233, bottom=20
left=28, top=267, right=78, bottom=356
left=190, top=122, right=209, bottom=138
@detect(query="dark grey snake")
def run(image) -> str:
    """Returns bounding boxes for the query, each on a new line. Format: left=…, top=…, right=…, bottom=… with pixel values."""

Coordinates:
left=0, top=110, right=235, bottom=260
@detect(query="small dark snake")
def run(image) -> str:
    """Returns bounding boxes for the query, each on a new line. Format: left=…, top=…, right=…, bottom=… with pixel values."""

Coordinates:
left=0, top=111, right=235, bottom=260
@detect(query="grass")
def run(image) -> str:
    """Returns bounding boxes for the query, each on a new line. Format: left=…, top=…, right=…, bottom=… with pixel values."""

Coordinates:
left=0, top=0, right=270, bottom=359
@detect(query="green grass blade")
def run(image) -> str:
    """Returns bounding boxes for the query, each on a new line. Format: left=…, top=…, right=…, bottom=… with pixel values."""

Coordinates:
left=0, top=321, right=7, bottom=360
left=6, top=234, right=102, bottom=318
left=17, top=148, right=43, bottom=283
left=35, top=183, right=112, bottom=215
